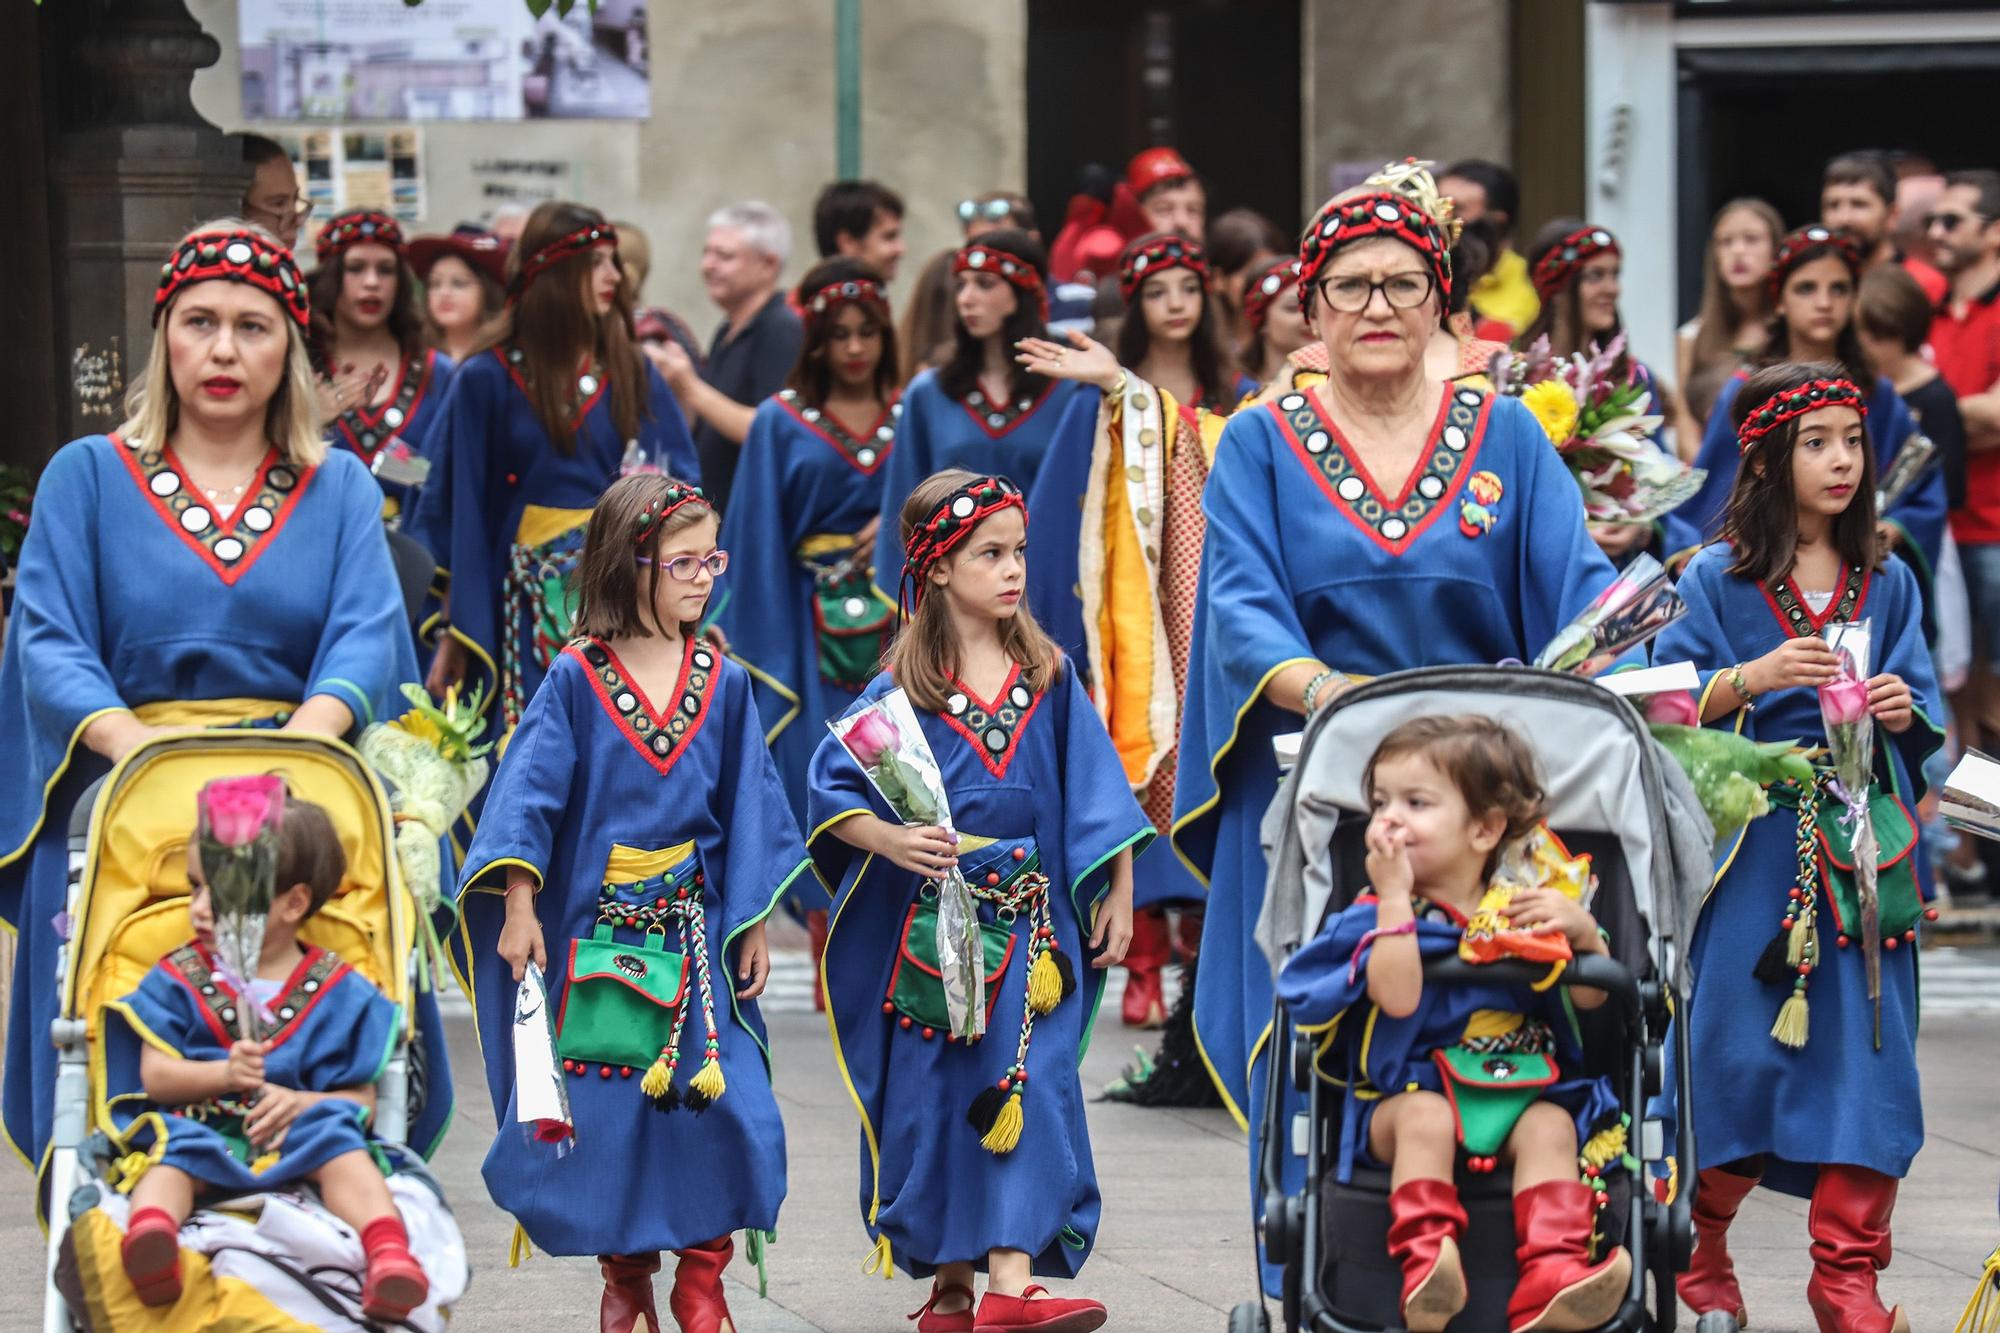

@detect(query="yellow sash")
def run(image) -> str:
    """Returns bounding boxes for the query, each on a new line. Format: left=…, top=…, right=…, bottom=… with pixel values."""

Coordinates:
left=515, top=504, right=593, bottom=550
left=604, top=839, right=696, bottom=884
left=132, top=699, right=296, bottom=729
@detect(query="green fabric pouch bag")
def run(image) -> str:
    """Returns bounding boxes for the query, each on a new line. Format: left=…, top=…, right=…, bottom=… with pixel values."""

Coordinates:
left=889, top=895, right=1016, bottom=1031
left=812, top=570, right=895, bottom=691
left=1432, top=1045, right=1560, bottom=1157
left=1812, top=788, right=1923, bottom=940
left=556, top=921, right=689, bottom=1069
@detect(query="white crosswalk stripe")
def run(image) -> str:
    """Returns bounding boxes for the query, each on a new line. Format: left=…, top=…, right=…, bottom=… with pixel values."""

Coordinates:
left=1917, top=946, right=2000, bottom=1015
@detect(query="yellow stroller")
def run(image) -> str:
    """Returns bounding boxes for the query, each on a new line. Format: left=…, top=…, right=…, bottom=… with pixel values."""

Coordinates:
left=38, top=731, right=466, bottom=1331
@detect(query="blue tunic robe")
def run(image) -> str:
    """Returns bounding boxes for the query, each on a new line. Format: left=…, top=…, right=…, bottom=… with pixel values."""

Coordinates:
left=1276, top=898, right=1619, bottom=1183
left=1667, top=375, right=1945, bottom=600
left=412, top=349, right=699, bottom=744
left=1652, top=547, right=1940, bottom=1196
left=456, top=639, right=808, bottom=1255
left=102, top=942, right=401, bottom=1193
left=0, top=435, right=441, bottom=1177
left=1171, top=387, right=1624, bottom=1286
left=871, top=369, right=1091, bottom=601
left=715, top=390, right=898, bottom=838
left=326, top=348, right=455, bottom=524
left=808, top=663, right=1151, bottom=1278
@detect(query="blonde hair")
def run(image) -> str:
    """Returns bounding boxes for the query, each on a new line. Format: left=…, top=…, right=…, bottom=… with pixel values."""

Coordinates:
left=886, top=469, right=1062, bottom=712
left=119, top=216, right=327, bottom=468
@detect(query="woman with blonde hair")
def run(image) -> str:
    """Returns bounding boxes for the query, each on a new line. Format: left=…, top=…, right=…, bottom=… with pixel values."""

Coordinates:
left=1675, top=198, right=1784, bottom=433
left=0, top=218, right=444, bottom=1176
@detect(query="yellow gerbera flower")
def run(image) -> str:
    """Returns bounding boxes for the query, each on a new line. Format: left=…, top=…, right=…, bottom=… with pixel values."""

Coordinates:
left=1522, top=379, right=1581, bottom=445
left=392, top=707, right=446, bottom=748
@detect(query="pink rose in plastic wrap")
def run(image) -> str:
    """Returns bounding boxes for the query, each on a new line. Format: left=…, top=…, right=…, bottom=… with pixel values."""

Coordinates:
left=1818, top=671, right=1870, bottom=727
left=1643, top=690, right=1699, bottom=727
left=840, top=709, right=902, bottom=771
left=199, top=774, right=286, bottom=847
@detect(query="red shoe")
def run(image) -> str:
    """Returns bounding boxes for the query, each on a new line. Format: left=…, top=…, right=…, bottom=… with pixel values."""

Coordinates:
left=1172, top=907, right=1203, bottom=962
left=599, top=1252, right=662, bottom=1333
left=1387, top=1179, right=1468, bottom=1331
left=361, top=1244, right=430, bottom=1321
left=668, top=1236, right=735, bottom=1333
left=971, top=1285, right=1106, bottom=1332
left=1506, top=1180, right=1631, bottom=1332
left=807, top=909, right=829, bottom=1013
left=1805, top=1165, right=1912, bottom=1333
left=121, top=1206, right=182, bottom=1307
left=1677, top=1166, right=1758, bottom=1325
left=1120, top=908, right=1170, bottom=1028
left=909, top=1279, right=977, bottom=1332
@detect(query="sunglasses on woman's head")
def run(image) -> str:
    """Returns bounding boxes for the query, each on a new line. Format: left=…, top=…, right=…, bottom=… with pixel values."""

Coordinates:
left=636, top=550, right=729, bottom=580
left=957, top=198, right=1015, bottom=225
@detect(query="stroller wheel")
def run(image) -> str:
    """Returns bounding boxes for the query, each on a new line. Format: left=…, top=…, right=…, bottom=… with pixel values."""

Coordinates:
left=1694, top=1313, right=1742, bottom=1333
left=1226, top=1300, right=1271, bottom=1333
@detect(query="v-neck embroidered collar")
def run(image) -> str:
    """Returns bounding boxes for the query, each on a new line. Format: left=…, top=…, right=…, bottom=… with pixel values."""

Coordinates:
left=114, top=434, right=313, bottom=586
left=1267, top=384, right=1490, bottom=556
left=777, top=388, right=899, bottom=474
left=939, top=663, right=1043, bottom=778
left=164, top=942, right=344, bottom=1049
left=498, top=346, right=608, bottom=434
left=571, top=636, right=719, bottom=776
left=1761, top=564, right=1869, bottom=638
left=959, top=380, right=1054, bottom=438
left=333, top=352, right=434, bottom=461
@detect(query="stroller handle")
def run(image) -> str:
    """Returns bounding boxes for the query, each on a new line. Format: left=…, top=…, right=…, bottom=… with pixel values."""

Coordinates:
left=1422, top=952, right=1643, bottom=1030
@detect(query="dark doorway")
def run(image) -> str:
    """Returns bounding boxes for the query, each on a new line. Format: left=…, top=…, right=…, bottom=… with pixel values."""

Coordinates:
left=1025, top=0, right=1303, bottom=236
left=1675, top=41, right=2000, bottom=319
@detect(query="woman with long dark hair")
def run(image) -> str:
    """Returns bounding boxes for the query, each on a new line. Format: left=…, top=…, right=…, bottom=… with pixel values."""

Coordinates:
left=1672, top=226, right=1946, bottom=612
left=309, top=209, right=455, bottom=522
left=416, top=200, right=699, bottom=744
left=869, top=229, right=1089, bottom=599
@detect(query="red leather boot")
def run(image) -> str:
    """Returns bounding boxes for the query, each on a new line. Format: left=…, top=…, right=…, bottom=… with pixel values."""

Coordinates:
left=1507, top=1179, right=1631, bottom=1332
left=1386, top=1179, right=1469, bottom=1331
left=121, top=1206, right=183, bottom=1307
left=1677, top=1166, right=1759, bottom=1325
left=668, top=1236, right=735, bottom=1333
left=599, top=1252, right=662, bottom=1333
left=1805, top=1165, right=1912, bottom=1333
left=807, top=908, right=829, bottom=1013
left=1120, top=907, right=1170, bottom=1027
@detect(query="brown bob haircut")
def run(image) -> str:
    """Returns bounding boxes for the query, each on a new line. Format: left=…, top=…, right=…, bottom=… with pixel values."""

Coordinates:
left=1363, top=715, right=1547, bottom=876
left=886, top=469, right=1062, bottom=713
left=572, top=472, right=718, bottom=642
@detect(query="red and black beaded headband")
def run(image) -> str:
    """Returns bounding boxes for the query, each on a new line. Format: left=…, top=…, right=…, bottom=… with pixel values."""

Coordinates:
left=633, top=482, right=707, bottom=547
left=806, top=277, right=890, bottom=328
left=1530, top=225, right=1620, bottom=301
left=510, top=221, right=619, bottom=301
left=900, top=476, right=1027, bottom=616
left=1736, top=378, right=1869, bottom=456
left=314, top=209, right=407, bottom=269
left=1118, top=234, right=1210, bottom=303
left=1242, top=258, right=1302, bottom=333
left=1767, top=225, right=1863, bottom=304
left=952, top=246, right=1048, bottom=322
left=1296, top=191, right=1451, bottom=327
left=153, top=229, right=310, bottom=330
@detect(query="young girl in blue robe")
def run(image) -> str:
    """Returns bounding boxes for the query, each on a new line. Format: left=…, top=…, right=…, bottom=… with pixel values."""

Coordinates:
left=105, top=795, right=429, bottom=1320
left=1652, top=363, right=1938, bottom=1333
left=810, top=470, right=1150, bottom=1333
left=871, top=231, right=1090, bottom=602
left=0, top=223, right=444, bottom=1187
left=1274, top=715, right=1628, bottom=1333
left=414, top=203, right=698, bottom=745
left=457, top=475, right=808, bottom=1333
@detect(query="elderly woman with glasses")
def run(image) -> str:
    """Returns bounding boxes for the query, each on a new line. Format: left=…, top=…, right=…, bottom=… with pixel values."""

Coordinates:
left=1169, top=161, right=1627, bottom=1290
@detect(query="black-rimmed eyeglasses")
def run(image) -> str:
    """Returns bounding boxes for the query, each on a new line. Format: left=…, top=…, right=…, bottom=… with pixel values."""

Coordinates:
left=1316, top=272, right=1435, bottom=314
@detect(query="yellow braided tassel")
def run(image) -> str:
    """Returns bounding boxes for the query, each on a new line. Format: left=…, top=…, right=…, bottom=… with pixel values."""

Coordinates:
left=1771, top=988, right=1809, bottom=1048
left=979, top=1092, right=1024, bottom=1154
left=508, top=1222, right=534, bottom=1268
left=640, top=1053, right=672, bottom=1099
left=1028, top=951, right=1062, bottom=1014
left=1955, top=1246, right=2000, bottom=1333
left=689, top=1056, right=726, bottom=1103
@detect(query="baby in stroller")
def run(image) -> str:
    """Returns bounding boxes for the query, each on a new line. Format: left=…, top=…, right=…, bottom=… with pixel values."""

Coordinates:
left=101, top=788, right=428, bottom=1321
left=1277, top=716, right=1630, bottom=1333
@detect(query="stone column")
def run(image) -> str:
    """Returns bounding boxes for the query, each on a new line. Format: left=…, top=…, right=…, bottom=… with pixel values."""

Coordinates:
left=48, top=0, right=244, bottom=445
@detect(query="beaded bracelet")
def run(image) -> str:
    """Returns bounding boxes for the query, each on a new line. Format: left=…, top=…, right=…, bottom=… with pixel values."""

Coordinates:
left=1727, top=663, right=1756, bottom=710
left=1303, top=668, right=1339, bottom=715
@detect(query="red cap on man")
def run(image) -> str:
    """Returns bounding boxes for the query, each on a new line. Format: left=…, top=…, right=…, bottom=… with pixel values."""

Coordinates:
left=1126, top=147, right=1196, bottom=200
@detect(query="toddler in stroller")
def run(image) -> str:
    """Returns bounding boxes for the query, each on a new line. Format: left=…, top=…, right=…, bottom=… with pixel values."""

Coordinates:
left=1277, top=715, right=1629, bottom=1331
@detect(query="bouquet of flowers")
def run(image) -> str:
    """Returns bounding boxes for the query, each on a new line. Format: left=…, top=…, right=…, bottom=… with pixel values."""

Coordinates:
left=196, top=775, right=288, bottom=1040
left=1490, top=334, right=1705, bottom=525
left=1875, top=433, right=1940, bottom=513
left=359, top=684, right=493, bottom=917
left=1642, top=689, right=1815, bottom=848
left=1533, top=554, right=1686, bottom=676
left=1819, top=620, right=1883, bottom=1041
left=830, top=690, right=986, bottom=1039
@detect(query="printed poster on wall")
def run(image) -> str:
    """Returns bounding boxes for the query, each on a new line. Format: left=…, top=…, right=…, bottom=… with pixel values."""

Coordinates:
left=271, top=127, right=425, bottom=235
left=238, top=0, right=652, bottom=121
